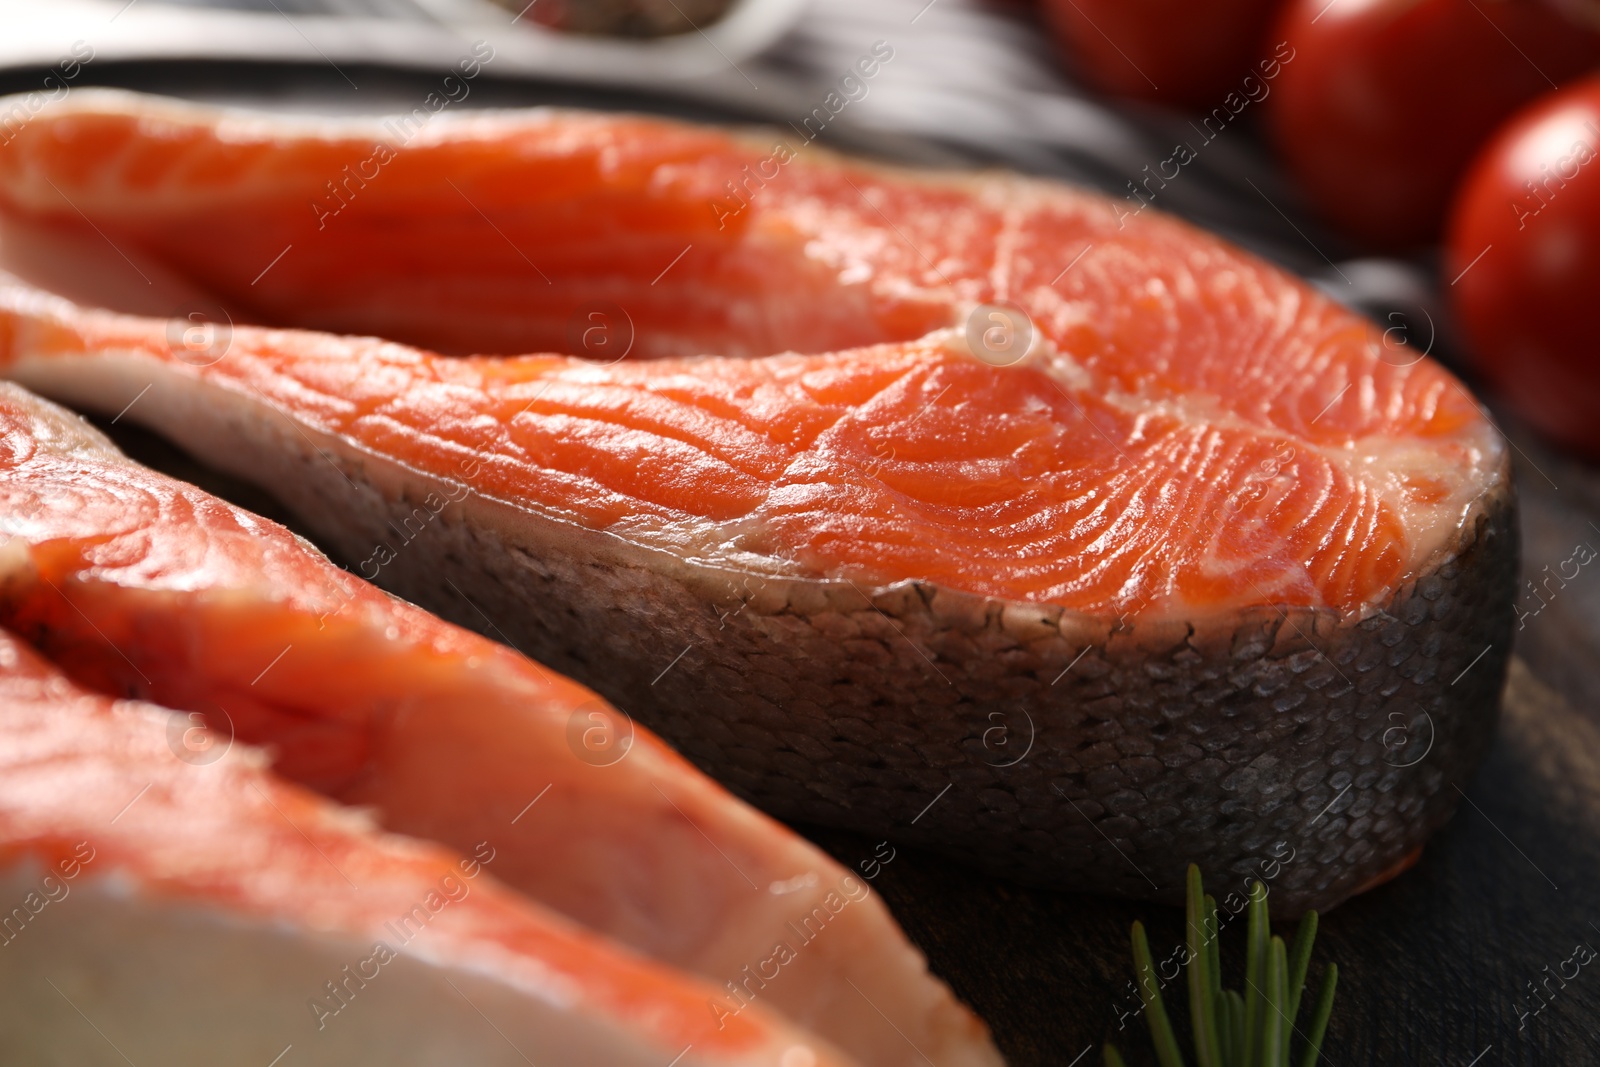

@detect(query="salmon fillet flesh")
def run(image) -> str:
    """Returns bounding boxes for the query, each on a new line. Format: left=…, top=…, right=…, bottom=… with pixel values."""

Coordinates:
left=0, top=90, right=1516, bottom=914
left=0, top=382, right=1001, bottom=1066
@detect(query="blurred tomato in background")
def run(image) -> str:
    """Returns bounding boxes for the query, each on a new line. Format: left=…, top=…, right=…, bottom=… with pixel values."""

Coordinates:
left=1036, top=0, right=1600, bottom=456
left=1448, top=75, right=1600, bottom=456
left=1041, top=0, right=1283, bottom=108
left=1265, top=0, right=1600, bottom=250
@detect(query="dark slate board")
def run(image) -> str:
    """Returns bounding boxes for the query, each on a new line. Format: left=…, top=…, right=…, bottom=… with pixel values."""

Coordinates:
left=811, top=659, right=1600, bottom=1067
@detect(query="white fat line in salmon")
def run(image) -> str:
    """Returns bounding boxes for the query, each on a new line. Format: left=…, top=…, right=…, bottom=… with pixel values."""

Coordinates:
left=710, top=40, right=896, bottom=231
left=311, top=41, right=496, bottom=232
left=708, top=843, right=896, bottom=1031
left=1114, top=39, right=1296, bottom=230
left=715, top=575, right=770, bottom=631
left=0, top=41, right=94, bottom=148
left=358, top=477, right=475, bottom=581
left=1108, top=842, right=1297, bottom=1033
left=308, top=840, right=497, bottom=1031
left=0, top=840, right=96, bottom=948
left=1207, top=440, right=1298, bottom=526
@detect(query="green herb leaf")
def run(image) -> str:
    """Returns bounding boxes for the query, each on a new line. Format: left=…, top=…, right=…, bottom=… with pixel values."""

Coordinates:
left=1114, top=871, right=1337, bottom=1067
left=1204, top=893, right=1222, bottom=1000
left=1286, top=909, right=1318, bottom=1025
left=1223, top=989, right=1246, bottom=1064
left=1133, top=920, right=1186, bottom=1067
left=1243, top=881, right=1269, bottom=1067
left=1266, top=935, right=1288, bottom=1067
left=1188, top=866, right=1223, bottom=1067
left=1298, top=963, right=1338, bottom=1067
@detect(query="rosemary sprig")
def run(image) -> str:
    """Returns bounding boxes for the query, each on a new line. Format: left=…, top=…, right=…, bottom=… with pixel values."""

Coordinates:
left=1106, top=865, right=1338, bottom=1067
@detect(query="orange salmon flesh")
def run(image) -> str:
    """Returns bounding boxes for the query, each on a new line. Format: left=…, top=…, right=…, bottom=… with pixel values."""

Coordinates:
left=0, top=92, right=1516, bottom=925
left=0, top=380, right=1002, bottom=1065
left=0, top=91, right=1503, bottom=622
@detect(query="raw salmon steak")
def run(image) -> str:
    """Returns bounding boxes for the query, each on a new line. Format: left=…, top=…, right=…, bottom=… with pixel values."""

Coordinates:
left=0, top=90, right=1516, bottom=913
left=0, top=383, right=1000, bottom=1067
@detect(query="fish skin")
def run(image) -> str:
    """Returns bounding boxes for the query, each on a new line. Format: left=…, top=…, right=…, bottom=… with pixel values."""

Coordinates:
left=0, top=383, right=1002, bottom=1067
left=0, top=91, right=1518, bottom=912
left=0, top=267, right=1517, bottom=919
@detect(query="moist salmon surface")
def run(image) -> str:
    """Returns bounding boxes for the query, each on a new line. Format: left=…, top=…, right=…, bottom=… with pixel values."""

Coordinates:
left=0, top=382, right=1001, bottom=1067
left=0, top=626, right=792, bottom=1061
left=0, top=92, right=1503, bottom=620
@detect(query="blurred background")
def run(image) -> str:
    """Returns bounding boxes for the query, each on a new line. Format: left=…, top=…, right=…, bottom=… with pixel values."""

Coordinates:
left=7, top=0, right=1600, bottom=1062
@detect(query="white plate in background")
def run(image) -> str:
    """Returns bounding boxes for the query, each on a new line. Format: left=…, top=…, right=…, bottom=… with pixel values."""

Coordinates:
left=0, top=0, right=809, bottom=85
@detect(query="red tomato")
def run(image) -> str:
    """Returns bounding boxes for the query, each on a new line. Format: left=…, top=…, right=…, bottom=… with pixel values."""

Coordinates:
left=1447, top=74, right=1600, bottom=456
left=1041, top=0, right=1285, bottom=110
left=1267, top=0, right=1600, bottom=250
